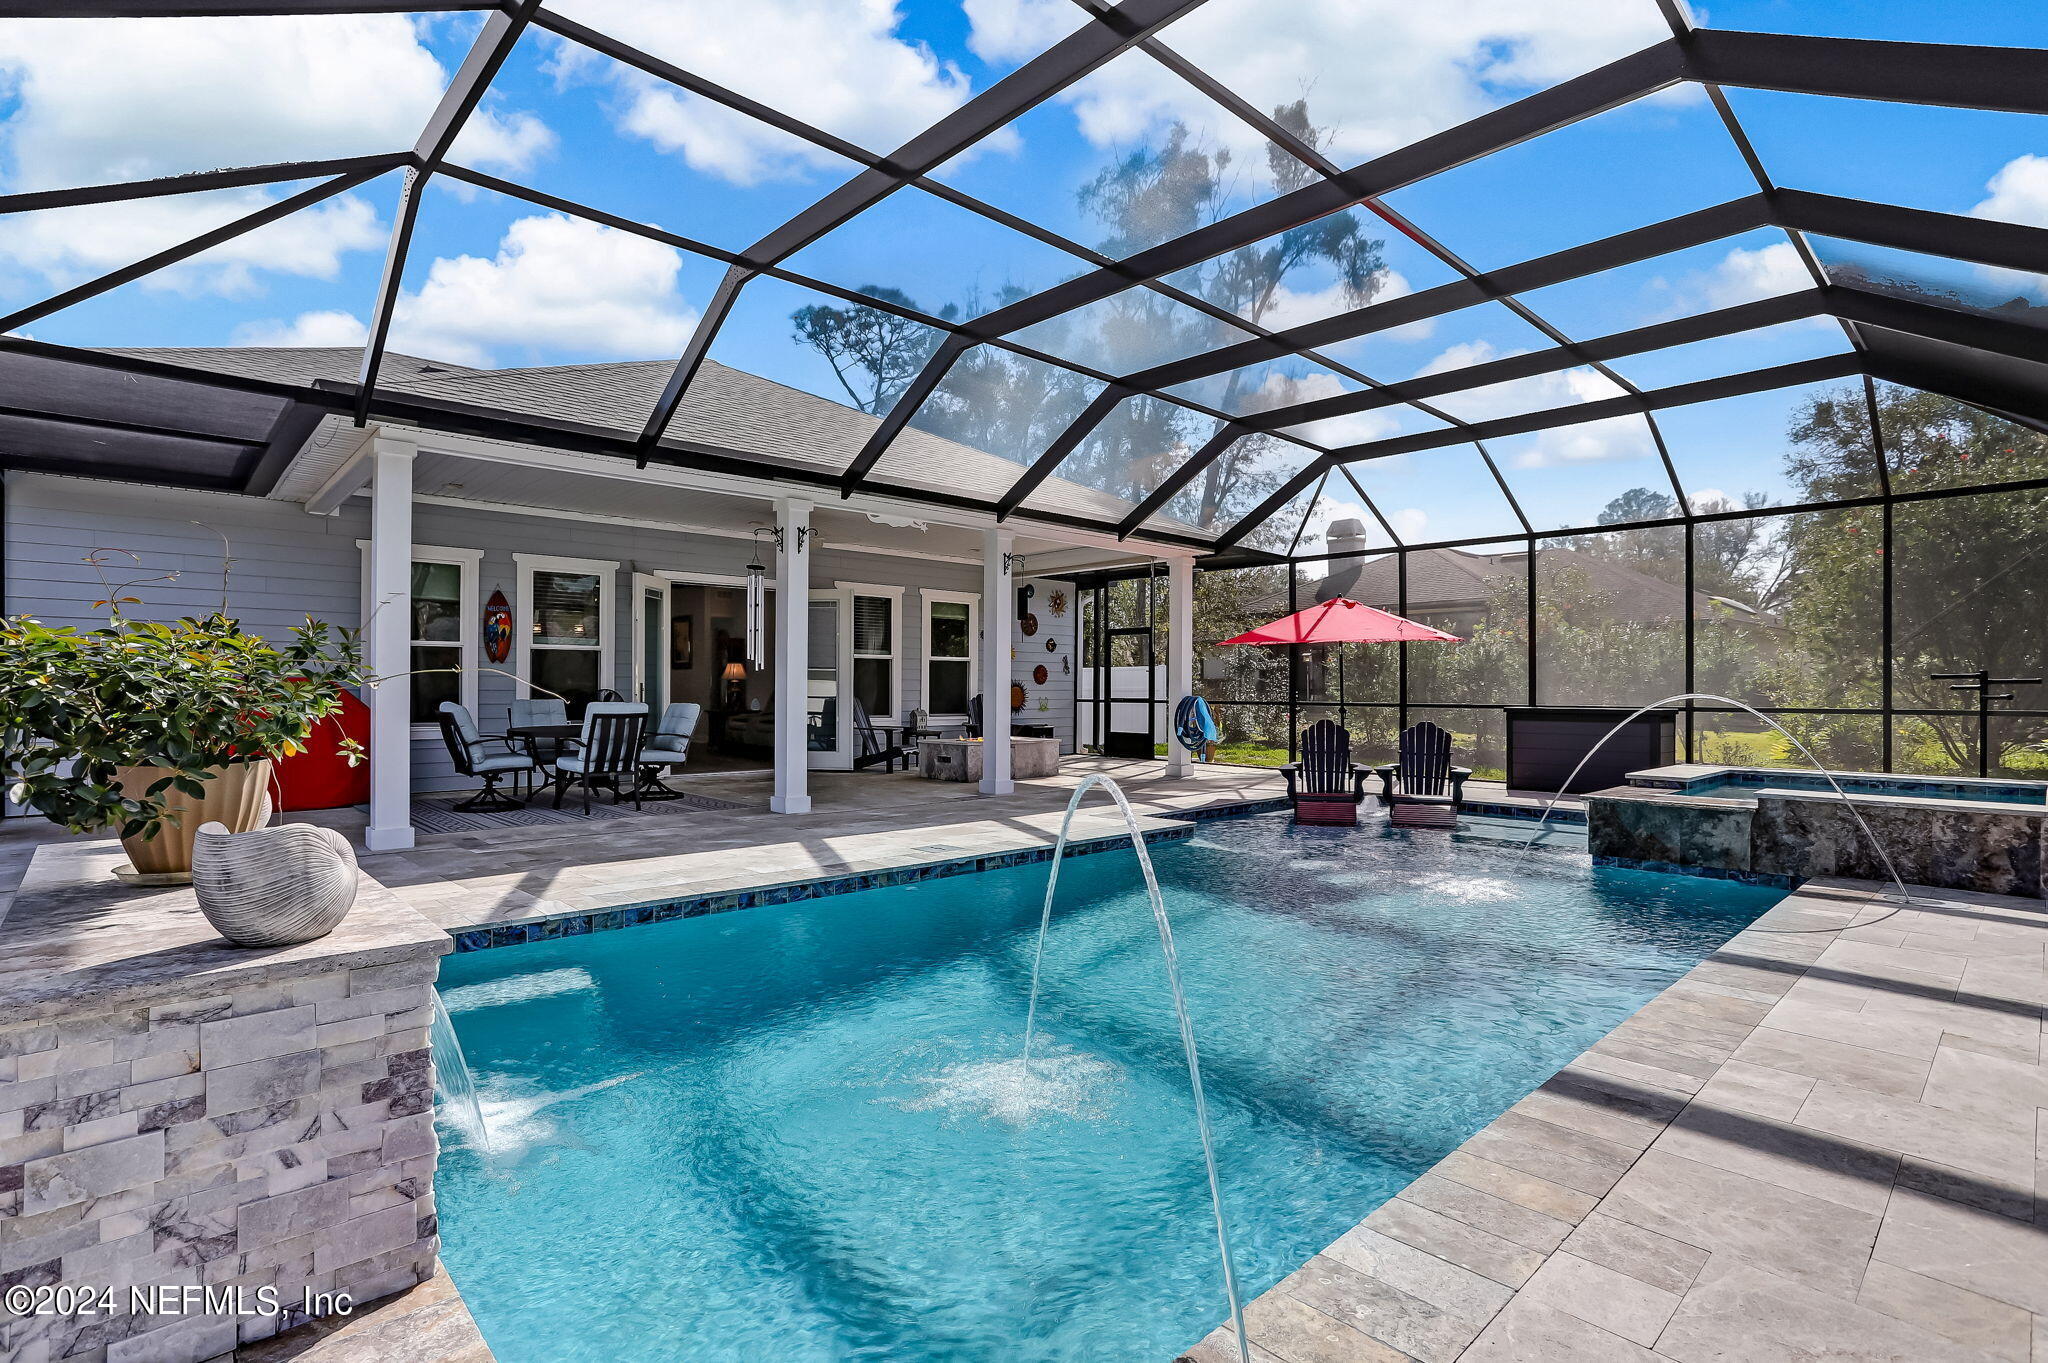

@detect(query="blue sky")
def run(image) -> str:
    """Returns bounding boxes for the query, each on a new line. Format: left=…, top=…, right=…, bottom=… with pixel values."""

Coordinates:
left=0, top=1, right=2039, bottom=548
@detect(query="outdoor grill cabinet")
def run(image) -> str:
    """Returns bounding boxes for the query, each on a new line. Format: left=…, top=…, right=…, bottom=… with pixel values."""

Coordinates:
left=1505, top=708, right=1676, bottom=794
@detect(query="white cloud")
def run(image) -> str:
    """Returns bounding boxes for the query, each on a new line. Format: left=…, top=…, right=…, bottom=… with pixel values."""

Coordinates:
left=1297, top=491, right=1387, bottom=549
left=963, top=0, right=1077, bottom=65
left=1970, top=153, right=2048, bottom=230
left=1509, top=414, right=1656, bottom=467
left=1414, top=339, right=1627, bottom=423
left=0, top=15, right=547, bottom=192
left=546, top=0, right=973, bottom=183
left=0, top=15, right=546, bottom=302
left=1694, top=240, right=1812, bottom=309
left=965, top=0, right=1667, bottom=165
left=1387, top=507, right=1428, bottom=542
left=448, top=110, right=557, bottom=176
left=1245, top=369, right=1410, bottom=447
left=384, top=213, right=700, bottom=367
left=232, top=309, right=369, bottom=348
left=0, top=188, right=383, bottom=296
left=1968, top=156, right=2048, bottom=302
left=1260, top=268, right=1420, bottom=335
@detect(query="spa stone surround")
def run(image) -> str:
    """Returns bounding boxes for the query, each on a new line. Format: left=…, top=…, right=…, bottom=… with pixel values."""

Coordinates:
left=1589, top=786, right=2048, bottom=897
left=0, top=837, right=450, bottom=1363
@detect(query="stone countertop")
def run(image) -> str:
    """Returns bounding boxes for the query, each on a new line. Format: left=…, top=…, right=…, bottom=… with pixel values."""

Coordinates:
left=0, top=837, right=448, bottom=1025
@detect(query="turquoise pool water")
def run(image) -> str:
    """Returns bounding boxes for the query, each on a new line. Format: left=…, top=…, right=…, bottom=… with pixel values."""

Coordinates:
left=434, top=813, right=1779, bottom=1362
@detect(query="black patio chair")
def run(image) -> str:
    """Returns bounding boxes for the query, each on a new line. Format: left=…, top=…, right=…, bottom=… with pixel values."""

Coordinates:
left=852, top=699, right=907, bottom=772
left=1375, top=721, right=1471, bottom=828
left=1280, top=718, right=1371, bottom=825
left=553, top=702, right=648, bottom=813
left=437, top=702, right=538, bottom=812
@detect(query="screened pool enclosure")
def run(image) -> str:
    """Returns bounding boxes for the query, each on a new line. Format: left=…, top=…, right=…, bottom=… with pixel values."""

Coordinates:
left=2, top=0, right=2044, bottom=781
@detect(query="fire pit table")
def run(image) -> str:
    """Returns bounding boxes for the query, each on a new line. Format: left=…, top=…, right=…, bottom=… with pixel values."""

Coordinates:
left=918, top=736, right=1060, bottom=782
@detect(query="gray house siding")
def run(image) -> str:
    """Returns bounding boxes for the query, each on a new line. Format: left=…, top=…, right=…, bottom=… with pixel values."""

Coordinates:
left=5, top=472, right=1075, bottom=798
left=1011, top=577, right=1078, bottom=753
left=5, top=475, right=364, bottom=636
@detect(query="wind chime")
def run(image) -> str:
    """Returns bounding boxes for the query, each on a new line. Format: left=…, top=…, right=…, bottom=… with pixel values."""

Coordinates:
left=744, top=527, right=770, bottom=665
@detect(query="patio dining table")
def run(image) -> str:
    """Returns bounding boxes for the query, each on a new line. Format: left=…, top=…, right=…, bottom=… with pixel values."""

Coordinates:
left=506, top=721, right=581, bottom=801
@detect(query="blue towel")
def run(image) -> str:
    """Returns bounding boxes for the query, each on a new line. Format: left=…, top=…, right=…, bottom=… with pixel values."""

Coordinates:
left=1173, top=696, right=1220, bottom=758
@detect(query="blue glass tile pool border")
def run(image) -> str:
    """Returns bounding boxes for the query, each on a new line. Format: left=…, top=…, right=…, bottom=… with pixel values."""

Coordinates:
left=1463, top=798, right=1587, bottom=824
left=448, top=796, right=1293, bottom=952
left=1591, top=854, right=1798, bottom=889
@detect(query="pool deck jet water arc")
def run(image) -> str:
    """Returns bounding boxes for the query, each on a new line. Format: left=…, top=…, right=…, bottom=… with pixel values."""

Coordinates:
left=1022, top=773, right=1252, bottom=1363
left=1523, top=694, right=1921, bottom=907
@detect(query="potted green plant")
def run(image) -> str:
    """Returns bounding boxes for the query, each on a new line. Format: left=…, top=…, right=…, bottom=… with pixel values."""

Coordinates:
left=0, top=555, right=363, bottom=882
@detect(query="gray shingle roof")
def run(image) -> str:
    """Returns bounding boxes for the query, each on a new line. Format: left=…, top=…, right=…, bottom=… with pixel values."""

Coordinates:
left=100, top=346, right=1191, bottom=531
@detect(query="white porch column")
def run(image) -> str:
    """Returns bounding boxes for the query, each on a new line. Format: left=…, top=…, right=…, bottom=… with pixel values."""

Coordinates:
left=364, top=433, right=416, bottom=851
left=771, top=497, right=813, bottom=814
left=980, top=527, right=1015, bottom=795
left=1165, top=554, right=1195, bottom=777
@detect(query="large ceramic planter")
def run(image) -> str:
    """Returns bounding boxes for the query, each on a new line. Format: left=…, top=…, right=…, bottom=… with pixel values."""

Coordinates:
left=110, top=759, right=272, bottom=883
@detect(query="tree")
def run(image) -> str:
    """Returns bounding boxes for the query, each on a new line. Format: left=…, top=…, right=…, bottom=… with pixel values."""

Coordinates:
left=1772, top=383, right=2048, bottom=770
left=788, top=285, right=942, bottom=414
left=1561, top=488, right=1776, bottom=605
left=788, top=100, right=1392, bottom=544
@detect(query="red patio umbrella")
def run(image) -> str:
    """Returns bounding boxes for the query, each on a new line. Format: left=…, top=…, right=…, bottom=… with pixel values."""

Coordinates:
left=1217, top=597, right=1461, bottom=646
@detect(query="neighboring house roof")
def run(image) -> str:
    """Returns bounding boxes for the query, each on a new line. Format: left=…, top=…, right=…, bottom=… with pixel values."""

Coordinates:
left=1252, top=542, right=1767, bottom=624
left=100, top=347, right=1189, bottom=530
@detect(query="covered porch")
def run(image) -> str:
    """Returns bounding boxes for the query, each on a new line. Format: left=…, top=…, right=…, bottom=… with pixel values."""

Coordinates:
left=292, top=421, right=1208, bottom=850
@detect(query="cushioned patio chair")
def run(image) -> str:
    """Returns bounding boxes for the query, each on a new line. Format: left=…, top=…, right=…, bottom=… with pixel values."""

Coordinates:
left=637, top=702, right=701, bottom=800
left=1280, top=719, right=1371, bottom=825
left=508, top=697, right=570, bottom=783
left=438, top=702, right=538, bottom=812
left=1374, top=721, right=1471, bottom=829
left=553, top=702, right=648, bottom=813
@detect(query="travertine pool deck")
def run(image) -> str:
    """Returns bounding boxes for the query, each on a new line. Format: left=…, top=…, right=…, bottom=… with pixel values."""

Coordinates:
left=342, top=757, right=1290, bottom=939
left=1181, top=876, right=2048, bottom=1363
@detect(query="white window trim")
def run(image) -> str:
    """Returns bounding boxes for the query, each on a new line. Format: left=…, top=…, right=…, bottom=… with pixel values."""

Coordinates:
left=356, top=541, right=482, bottom=737
left=919, top=588, right=978, bottom=723
left=514, top=552, right=620, bottom=700
left=838, top=581, right=904, bottom=725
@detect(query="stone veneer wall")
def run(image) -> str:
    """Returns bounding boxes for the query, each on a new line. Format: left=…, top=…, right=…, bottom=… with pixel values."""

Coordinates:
left=1587, top=786, right=2047, bottom=896
left=1752, top=792, right=2044, bottom=897
left=0, top=850, right=448, bottom=1363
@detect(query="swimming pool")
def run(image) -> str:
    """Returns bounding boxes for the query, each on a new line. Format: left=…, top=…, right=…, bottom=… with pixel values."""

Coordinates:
left=434, top=813, right=1779, bottom=1362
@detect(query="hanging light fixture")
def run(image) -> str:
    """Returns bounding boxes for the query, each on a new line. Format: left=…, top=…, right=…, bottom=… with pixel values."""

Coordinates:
left=744, top=528, right=769, bottom=665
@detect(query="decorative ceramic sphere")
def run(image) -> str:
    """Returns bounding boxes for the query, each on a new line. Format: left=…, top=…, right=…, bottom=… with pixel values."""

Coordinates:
left=191, top=821, right=360, bottom=948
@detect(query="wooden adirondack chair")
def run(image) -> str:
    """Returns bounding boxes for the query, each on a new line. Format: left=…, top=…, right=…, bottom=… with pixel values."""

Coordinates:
left=1374, top=721, right=1471, bottom=828
left=1280, top=719, right=1371, bottom=825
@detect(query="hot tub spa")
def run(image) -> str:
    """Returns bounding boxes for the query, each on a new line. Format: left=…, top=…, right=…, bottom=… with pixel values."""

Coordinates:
left=1588, top=763, right=2048, bottom=896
